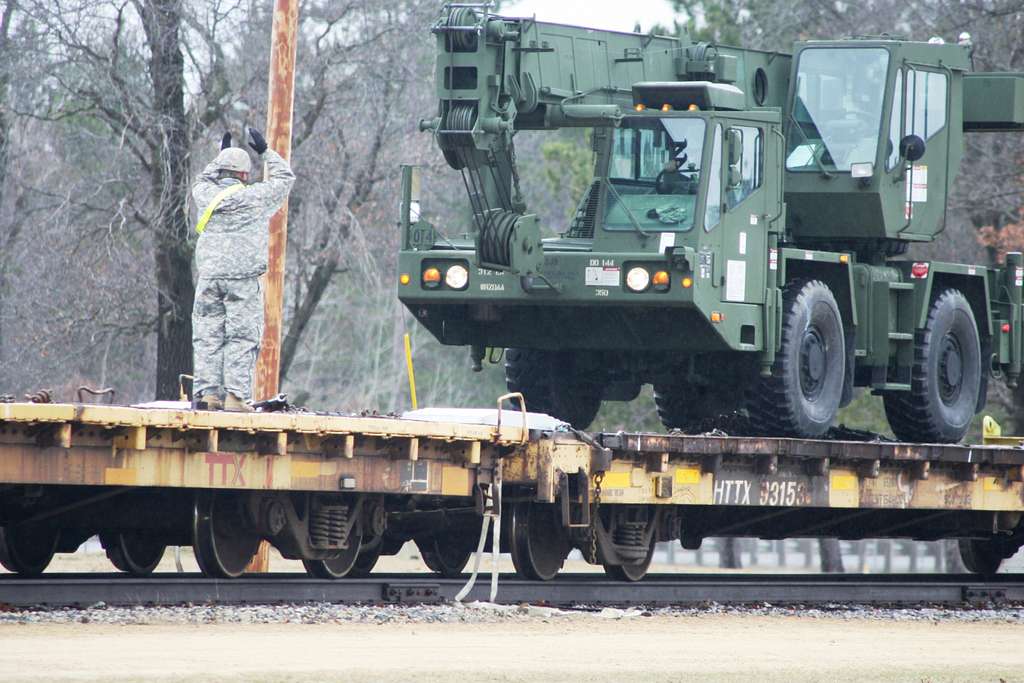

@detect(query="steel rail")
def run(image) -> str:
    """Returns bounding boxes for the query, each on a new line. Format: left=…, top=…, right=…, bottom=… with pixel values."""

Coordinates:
left=0, top=573, right=1021, bottom=608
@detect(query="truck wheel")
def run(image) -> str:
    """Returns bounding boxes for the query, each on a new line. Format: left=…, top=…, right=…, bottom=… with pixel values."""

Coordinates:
left=883, top=289, right=981, bottom=443
left=505, top=348, right=602, bottom=428
left=505, top=348, right=555, bottom=415
left=748, top=279, right=845, bottom=438
left=653, top=383, right=703, bottom=432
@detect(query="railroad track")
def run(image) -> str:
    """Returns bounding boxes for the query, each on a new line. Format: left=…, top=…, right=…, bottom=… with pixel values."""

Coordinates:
left=1, top=573, right=1022, bottom=608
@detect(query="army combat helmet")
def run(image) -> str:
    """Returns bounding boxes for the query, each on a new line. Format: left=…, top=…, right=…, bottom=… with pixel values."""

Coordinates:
left=213, top=147, right=252, bottom=177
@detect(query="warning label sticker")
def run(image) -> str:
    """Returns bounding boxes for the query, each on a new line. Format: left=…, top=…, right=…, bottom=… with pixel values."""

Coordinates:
left=585, top=266, right=620, bottom=287
left=908, top=164, right=928, bottom=203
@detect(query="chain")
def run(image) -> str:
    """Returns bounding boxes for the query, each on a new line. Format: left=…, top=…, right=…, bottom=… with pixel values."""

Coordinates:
left=587, top=471, right=604, bottom=564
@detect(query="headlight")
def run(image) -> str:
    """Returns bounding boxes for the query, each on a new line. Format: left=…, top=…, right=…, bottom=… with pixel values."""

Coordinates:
left=626, top=267, right=650, bottom=292
left=444, top=264, right=469, bottom=290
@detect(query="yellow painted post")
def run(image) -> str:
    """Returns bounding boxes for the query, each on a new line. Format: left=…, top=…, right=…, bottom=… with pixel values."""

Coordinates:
left=404, top=333, right=418, bottom=410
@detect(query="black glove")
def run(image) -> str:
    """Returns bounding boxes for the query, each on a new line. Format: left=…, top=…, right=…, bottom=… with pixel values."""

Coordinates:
left=248, top=127, right=267, bottom=155
left=220, top=132, right=232, bottom=150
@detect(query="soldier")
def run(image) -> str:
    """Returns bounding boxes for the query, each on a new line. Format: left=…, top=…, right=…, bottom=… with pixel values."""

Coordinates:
left=191, top=128, right=295, bottom=411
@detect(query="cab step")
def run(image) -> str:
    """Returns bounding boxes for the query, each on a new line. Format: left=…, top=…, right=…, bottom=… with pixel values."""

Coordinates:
left=871, top=383, right=912, bottom=393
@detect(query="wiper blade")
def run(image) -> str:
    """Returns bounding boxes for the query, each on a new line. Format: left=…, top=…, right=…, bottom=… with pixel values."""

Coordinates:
left=787, top=113, right=834, bottom=179
left=603, top=178, right=651, bottom=239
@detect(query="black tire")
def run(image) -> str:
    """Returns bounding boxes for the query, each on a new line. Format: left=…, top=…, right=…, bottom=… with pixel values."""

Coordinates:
left=958, top=538, right=1004, bottom=576
left=653, top=383, right=702, bottom=432
left=747, top=279, right=846, bottom=438
left=505, top=348, right=602, bottom=429
left=883, top=289, right=981, bottom=443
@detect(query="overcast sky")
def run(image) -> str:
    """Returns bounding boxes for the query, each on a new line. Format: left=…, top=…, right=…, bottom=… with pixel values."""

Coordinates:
left=501, top=0, right=680, bottom=33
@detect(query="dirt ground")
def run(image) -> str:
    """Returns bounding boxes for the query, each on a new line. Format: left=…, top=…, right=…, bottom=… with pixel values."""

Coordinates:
left=0, top=615, right=1020, bottom=683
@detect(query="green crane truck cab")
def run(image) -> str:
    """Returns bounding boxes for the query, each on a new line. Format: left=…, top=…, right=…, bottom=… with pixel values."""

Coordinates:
left=399, top=5, right=1024, bottom=443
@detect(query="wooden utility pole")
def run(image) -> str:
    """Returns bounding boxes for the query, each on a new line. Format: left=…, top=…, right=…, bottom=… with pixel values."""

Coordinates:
left=247, top=0, right=299, bottom=573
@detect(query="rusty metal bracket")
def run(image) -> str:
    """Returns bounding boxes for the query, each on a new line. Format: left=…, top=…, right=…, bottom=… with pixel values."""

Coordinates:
left=559, top=468, right=591, bottom=528
left=495, top=392, right=528, bottom=444
left=77, top=386, right=116, bottom=405
left=178, top=375, right=193, bottom=402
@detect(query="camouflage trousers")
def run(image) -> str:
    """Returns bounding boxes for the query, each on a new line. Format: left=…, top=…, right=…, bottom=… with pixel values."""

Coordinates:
left=192, top=276, right=263, bottom=401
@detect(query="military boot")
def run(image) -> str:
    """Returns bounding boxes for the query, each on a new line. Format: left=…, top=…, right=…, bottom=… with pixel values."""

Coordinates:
left=192, top=394, right=223, bottom=411
left=223, top=393, right=253, bottom=412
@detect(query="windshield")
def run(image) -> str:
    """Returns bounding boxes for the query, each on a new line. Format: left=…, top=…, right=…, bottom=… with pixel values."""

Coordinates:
left=604, top=117, right=706, bottom=232
left=786, top=47, right=890, bottom=172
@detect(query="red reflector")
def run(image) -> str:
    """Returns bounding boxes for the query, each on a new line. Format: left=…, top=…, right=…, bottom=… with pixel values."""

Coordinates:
left=910, top=262, right=929, bottom=279
left=1003, top=323, right=1012, bottom=333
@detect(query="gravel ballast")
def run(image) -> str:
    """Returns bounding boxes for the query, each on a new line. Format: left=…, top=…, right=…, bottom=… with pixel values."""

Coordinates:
left=1, top=601, right=1023, bottom=626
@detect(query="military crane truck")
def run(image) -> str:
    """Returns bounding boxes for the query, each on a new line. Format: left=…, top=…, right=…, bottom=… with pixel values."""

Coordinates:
left=398, top=5, right=1024, bottom=442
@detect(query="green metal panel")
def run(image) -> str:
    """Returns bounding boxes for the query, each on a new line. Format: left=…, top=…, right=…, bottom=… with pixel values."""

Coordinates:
left=964, top=74, right=1024, bottom=131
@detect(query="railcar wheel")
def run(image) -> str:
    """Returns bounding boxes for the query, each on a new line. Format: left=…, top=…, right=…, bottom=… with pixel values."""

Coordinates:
left=884, top=289, right=981, bottom=443
left=416, top=534, right=475, bottom=578
left=959, top=538, right=1005, bottom=576
left=601, top=537, right=655, bottom=582
left=0, top=525, right=58, bottom=577
left=509, top=502, right=570, bottom=581
left=100, top=531, right=166, bottom=576
left=345, top=540, right=383, bottom=578
left=747, top=279, right=845, bottom=438
left=302, top=526, right=364, bottom=579
left=192, top=492, right=261, bottom=579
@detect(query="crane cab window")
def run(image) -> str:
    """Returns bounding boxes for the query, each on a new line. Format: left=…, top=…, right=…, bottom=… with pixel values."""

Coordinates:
left=786, top=47, right=890, bottom=173
left=905, top=69, right=948, bottom=141
left=605, top=117, right=706, bottom=232
left=726, top=126, right=763, bottom=210
left=704, top=124, right=722, bottom=230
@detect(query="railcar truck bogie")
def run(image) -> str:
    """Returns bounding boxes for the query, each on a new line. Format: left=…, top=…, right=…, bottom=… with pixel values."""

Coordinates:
left=399, top=5, right=1024, bottom=442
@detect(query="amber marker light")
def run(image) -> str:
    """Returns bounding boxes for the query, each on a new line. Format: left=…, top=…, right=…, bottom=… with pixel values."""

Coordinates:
left=634, top=103, right=646, bottom=112
left=839, top=254, right=849, bottom=264
left=681, top=276, right=693, bottom=289
left=661, top=103, right=672, bottom=112
left=710, top=311, right=724, bottom=323
left=652, top=270, right=670, bottom=290
left=422, top=267, right=442, bottom=288
left=399, top=273, right=411, bottom=285
left=688, top=104, right=699, bottom=111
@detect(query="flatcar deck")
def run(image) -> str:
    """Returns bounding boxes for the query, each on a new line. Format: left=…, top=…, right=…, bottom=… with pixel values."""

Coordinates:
left=0, top=401, right=1022, bottom=580
left=0, top=402, right=528, bottom=496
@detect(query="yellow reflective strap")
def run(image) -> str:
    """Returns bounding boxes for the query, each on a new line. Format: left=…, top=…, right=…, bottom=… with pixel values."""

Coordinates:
left=195, top=183, right=245, bottom=234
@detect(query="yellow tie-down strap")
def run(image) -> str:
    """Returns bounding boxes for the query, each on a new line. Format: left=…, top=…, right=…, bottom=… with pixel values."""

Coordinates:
left=195, top=183, right=244, bottom=234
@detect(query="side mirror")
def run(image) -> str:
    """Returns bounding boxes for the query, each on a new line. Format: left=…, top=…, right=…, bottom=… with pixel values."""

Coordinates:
left=728, top=165, right=742, bottom=189
left=899, top=134, right=926, bottom=162
left=726, top=128, right=743, bottom=166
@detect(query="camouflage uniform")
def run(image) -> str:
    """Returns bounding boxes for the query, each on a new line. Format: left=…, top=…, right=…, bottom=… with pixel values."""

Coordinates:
left=191, top=149, right=295, bottom=402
